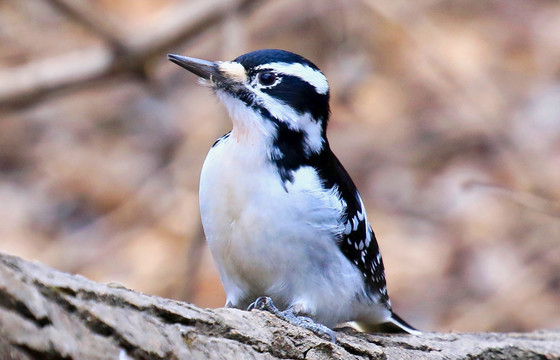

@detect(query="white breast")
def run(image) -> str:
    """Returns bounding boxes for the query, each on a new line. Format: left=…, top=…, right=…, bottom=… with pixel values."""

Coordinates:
left=199, top=134, right=369, bottom=326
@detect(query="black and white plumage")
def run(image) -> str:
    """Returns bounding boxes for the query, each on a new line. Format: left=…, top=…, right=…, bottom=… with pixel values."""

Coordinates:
left=168, top=49, right=419, bottom=336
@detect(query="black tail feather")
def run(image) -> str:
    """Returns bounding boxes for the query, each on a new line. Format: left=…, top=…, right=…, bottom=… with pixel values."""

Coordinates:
left=356, top=312, right=421, bottom=335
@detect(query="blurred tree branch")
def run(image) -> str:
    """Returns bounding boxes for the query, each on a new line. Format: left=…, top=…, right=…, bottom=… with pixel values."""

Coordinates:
left=0, top=0, right=262, bottom=110
left=45, top=0, right=127, bottom=52
left=464, top=180, right=560, bottom=218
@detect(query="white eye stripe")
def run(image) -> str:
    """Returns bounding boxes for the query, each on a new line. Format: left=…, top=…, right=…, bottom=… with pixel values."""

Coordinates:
left=255, top=62, right=329, bottom=95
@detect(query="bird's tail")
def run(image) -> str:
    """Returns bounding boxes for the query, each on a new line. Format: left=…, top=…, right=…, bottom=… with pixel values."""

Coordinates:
left=355, top=312, right=421, bottom=335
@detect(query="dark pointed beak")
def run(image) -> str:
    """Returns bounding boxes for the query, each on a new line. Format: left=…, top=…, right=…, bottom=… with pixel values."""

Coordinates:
left=167, top=54, right=224, bottom=82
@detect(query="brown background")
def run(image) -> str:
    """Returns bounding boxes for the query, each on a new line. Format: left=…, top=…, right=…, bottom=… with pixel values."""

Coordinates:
left=1, top=0, right=559, bottom=333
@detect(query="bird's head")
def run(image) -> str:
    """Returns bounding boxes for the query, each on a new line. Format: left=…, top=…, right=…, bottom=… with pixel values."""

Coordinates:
left=168, top=49, right=330, bottom=160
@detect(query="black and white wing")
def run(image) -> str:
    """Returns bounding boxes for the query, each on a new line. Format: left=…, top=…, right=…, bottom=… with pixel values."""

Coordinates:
left=311, top=147, right=421, bottom=334
left=310, top=147, right=390, bottom=306
left=340, top=191, right=390, bottom=306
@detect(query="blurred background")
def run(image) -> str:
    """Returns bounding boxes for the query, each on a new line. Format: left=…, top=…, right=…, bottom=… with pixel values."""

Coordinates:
left=1, top=0, right=559, bottom=333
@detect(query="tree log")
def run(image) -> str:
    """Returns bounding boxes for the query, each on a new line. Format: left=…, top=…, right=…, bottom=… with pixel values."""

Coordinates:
left=0, top=252, right=558, bottom=360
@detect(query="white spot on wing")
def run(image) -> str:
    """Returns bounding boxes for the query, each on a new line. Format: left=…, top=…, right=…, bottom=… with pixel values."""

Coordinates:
left=357, top=210, right=364, bottom=221
left=344, top=221, right=352, bottom=235
left=365, top=228, right=372, bottom=247
left=356, top=192, right=375, bottom=250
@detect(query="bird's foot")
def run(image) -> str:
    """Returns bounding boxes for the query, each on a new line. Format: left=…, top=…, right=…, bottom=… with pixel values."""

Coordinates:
left=247, top=296, right=337, bottom=343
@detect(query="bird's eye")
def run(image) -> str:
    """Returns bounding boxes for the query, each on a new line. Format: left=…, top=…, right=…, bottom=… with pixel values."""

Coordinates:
left=257, top=71, right=277, bottom=86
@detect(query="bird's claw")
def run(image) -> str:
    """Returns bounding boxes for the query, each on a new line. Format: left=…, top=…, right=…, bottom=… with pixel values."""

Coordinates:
left=247, top=296, right=337, bottom=343
left=247, top=296, right=275, bottom=312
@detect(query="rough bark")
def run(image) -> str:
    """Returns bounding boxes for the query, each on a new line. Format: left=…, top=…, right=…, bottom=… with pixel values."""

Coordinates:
left=0, top=253, right=558, bottom=360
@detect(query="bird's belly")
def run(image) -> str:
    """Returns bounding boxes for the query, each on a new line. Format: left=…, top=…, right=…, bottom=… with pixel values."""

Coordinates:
left=200, top=157, right=319, bottom=299
left=199, top=141, right=364, bottom=323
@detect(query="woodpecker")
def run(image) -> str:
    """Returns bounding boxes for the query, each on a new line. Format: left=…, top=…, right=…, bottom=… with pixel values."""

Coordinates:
left=168, top=49, right=419, bottom=341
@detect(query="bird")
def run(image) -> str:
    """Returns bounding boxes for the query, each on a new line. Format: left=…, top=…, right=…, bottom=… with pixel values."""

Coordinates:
left=168, top=49, right=420, bottom=341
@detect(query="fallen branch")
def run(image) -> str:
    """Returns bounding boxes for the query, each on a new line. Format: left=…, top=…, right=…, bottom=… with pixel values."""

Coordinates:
left=0, top=252, right=558, bottom=359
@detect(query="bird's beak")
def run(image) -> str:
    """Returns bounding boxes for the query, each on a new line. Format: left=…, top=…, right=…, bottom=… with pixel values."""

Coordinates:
left=167, top=54, right=225, bottom=83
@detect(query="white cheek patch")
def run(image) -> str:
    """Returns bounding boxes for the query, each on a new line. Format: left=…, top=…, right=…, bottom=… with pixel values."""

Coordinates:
left=253, top=88, right=299, bottom=123
left=217, top=61, right=247, bottom=83
left=252, top=89, right=324, bottom=154
left=255, top=62, right=329, bottom=95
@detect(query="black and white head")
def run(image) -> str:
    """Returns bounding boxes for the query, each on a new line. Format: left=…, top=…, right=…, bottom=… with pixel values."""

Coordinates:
left=168, top=49, right=330, bottom=167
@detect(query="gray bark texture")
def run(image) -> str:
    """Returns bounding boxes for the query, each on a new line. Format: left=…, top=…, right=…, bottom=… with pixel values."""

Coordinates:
left=0, top=252, right=558, bottom=360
